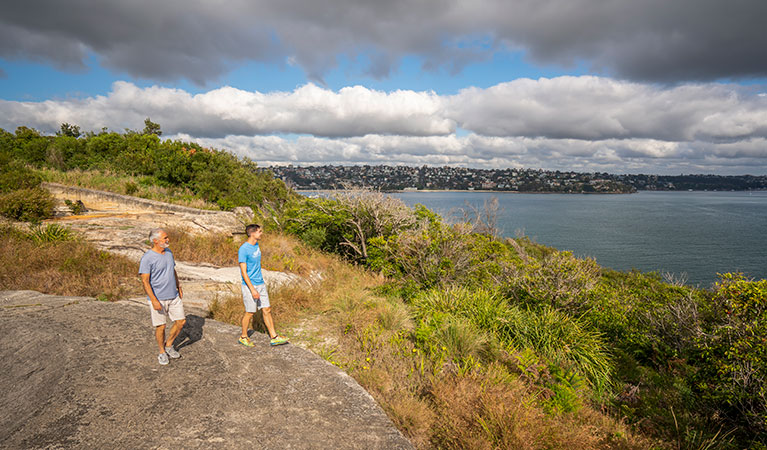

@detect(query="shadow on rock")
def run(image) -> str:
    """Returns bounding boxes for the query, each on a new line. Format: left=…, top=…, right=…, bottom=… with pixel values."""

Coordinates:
left=173, top=314, right=205, bottom=350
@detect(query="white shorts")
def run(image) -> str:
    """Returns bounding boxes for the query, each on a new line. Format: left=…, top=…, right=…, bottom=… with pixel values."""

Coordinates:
left=242, top=284, right=270, bottom=312
left=149, top=296, right=185, bottom=327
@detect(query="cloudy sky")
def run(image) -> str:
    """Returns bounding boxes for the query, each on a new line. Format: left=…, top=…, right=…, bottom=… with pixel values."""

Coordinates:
left=2, top=0, right=767, bottom=174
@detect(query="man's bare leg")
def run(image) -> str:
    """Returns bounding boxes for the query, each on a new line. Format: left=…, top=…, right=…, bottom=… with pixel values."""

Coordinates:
left=241, top=312, right=254, bottom=338
left=165, top=319, right=186, bottom=348
left=155, top=324, right=166, bottom=353
left=261, top=307, right=278, bottom=338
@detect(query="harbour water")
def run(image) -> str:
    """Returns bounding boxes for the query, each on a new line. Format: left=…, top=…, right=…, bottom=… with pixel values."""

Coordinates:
left=388, top=190, right=767, bottom=287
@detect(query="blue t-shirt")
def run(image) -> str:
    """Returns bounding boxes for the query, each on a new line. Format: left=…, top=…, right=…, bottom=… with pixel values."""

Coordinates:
left=238, top=241, right=264, bottom=286
left=138, top=249, right=179, bottom=300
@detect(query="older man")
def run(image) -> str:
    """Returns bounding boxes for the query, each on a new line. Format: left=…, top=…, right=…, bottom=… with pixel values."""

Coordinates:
left=139, top=228, right=186, bottom=365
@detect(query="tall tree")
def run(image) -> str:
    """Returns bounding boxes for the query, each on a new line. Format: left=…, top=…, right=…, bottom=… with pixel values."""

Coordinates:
left=142, top=118, right=162, bottom=136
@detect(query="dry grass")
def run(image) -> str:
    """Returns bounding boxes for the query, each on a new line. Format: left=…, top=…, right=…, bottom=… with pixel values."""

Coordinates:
left=39, top=168, right=218, bottom=210
left=165, top=227, right=243, bottom=266
left=0, top=224, right=142, bottom=299
left=430, top=364, right=656, bottom=449
left=165, top=227, right=334, bottom=276
left=208, top=250, right=372, bottom=331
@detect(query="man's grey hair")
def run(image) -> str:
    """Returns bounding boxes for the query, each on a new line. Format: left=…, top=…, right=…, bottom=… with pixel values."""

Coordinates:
left=149, top=228, right=165, bottom=243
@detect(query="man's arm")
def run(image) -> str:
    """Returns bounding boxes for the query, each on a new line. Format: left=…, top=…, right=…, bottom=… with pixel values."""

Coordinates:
left=239, top=262, right=260, bottom=299
left=174, top=269, right=183, bottom=299
left=140, top=273, right=163, bottom=311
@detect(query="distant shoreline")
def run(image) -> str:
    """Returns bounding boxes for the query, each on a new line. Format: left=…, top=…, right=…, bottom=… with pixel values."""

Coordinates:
left=295, top=188, right=765, bottom=194
left=295, top=189, right=634, bottom=194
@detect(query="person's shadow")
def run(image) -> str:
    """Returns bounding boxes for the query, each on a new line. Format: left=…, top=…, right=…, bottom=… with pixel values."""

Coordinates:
left=173, top=314, right=205, bottom=350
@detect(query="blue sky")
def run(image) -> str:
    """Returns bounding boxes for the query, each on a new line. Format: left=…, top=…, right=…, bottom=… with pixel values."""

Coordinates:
left=2, top=0, right=767, bottom=174
left=1, top=50, right=584, bottom=101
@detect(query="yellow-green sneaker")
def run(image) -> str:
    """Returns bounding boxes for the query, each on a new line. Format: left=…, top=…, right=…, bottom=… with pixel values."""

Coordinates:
left=270, top=335, right=289, bottom=346
left=238, top=336, right=255, bottom=347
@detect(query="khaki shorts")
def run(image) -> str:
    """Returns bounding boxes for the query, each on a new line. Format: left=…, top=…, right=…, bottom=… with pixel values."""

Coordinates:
left=149, top=296, right=185, bottom=327
left=242, top=284, right=270, bottom=312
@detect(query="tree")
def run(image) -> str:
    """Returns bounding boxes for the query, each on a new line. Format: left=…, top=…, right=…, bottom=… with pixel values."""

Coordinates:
left=142, top=118, right=162, bottom=136
left=57, top=123, right=81, bottom=138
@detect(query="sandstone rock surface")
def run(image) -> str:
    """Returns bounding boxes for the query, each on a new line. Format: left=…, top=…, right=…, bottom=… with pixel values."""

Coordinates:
left=0, top=290, right=413, bottom=449
left=42, top=182, right=298, bottom=310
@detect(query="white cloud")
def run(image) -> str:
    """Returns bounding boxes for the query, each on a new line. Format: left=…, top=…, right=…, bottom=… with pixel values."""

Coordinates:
left=449, top=77, right=767, bottom=141
left=0, top=82, right=452, bottom=138
left=2, top=78, right=767, bottom=174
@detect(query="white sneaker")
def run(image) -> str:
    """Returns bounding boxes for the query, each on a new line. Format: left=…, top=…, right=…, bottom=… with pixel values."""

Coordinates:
left=165, top=346, right=180, bottom=359
left=158, top=353, right=169, bottom=365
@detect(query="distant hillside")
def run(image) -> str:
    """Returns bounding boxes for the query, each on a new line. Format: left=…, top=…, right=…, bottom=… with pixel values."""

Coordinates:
left=269, top=164, right=767, bottom=192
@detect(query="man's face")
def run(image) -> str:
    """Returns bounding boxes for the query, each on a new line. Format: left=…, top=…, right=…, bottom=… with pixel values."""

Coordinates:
left=155, top=231, right=170, bottom=248
left=252, top=228, right=263, bottom=240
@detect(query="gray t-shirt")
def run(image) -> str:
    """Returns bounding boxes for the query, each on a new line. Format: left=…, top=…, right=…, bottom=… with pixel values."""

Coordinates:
left=138, top=248, right=178, bottom=300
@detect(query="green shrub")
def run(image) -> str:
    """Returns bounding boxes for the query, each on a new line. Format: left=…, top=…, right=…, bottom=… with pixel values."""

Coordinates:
left=694, top=273, right=767, bottom=439
left=64, top=199, right=86, bottom=215
left=285, top=190, right=416, bottom=263
left=505, top=249, right=601, bottom=311
left=124, top=181, right=138, bottom=195
left=0, top=187, right=55, bottom=222
left=299, top=226, right=327, bottom=249
left=0, top=158, right=43, bottom=193
left=368, top=209, right=519, bottom=290
left=1, top=126, right=295, bottom=213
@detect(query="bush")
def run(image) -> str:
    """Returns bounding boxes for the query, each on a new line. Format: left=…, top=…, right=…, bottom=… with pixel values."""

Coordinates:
left=124, top=181, right=138, bottom=195
left=284, top=189, right=416, bottom=262
left=64, top=199, right=86, bottom=215
left=694, top=273, right=767, bottom=439
left=0, top=187, right=55, bottom=222
left=299, top=226, right=327, bottom=249
left=369, top=206, right=520, bottom=290
left=0, top=159, right=43, bottom=193
left=505, top=249, right=601, bottom=311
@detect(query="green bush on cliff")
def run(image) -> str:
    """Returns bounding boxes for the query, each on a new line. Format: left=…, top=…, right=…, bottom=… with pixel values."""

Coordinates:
left=694, top=273, right=767, bottom=439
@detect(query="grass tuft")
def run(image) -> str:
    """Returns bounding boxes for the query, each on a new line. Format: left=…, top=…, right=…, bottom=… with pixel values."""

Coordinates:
left=0, top=222, right=141, bottom=300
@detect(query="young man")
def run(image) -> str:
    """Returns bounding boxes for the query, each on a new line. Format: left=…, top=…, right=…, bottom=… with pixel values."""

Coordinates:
left=238, top=224, right=288, bottom=347
left=139, top=228, right=186, bottom=365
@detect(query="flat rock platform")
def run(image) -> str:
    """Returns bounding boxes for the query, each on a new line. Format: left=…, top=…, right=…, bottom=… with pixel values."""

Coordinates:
left=0, top=290, right=412, bottom=449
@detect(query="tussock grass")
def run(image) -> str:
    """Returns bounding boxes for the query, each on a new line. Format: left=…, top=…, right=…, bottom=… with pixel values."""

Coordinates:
left=413, top=286, right=614, bottom=395
left=207, top=288, right=247, bottom=326
left=0, top=222, right=141, bottom=299
left=27, top=223, right=77, bottom=243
